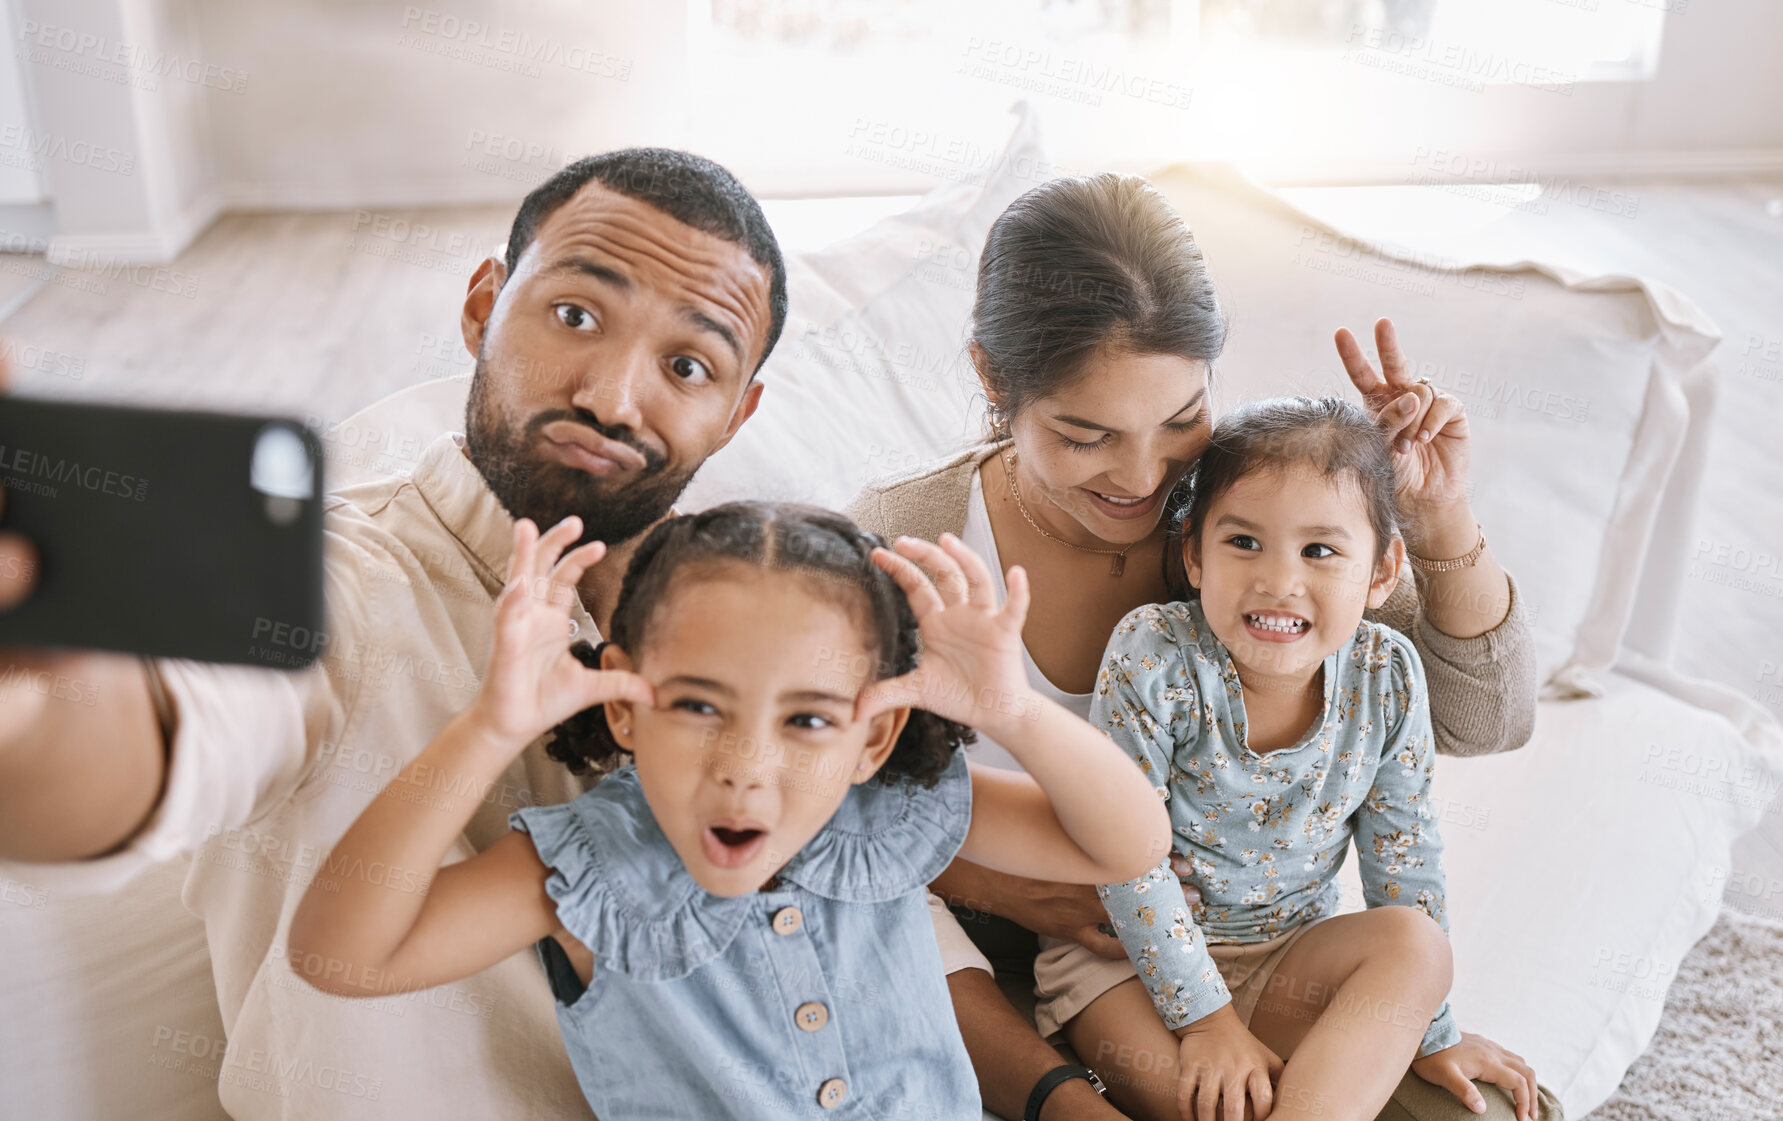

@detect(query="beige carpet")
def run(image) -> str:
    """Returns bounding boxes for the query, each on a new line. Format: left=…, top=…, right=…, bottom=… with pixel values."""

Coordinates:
left=1586, top=907, right=1783, bottom=1119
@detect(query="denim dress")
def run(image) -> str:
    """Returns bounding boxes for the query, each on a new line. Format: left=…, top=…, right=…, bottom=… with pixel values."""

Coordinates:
left=508, top=749, right=979, bottom=1119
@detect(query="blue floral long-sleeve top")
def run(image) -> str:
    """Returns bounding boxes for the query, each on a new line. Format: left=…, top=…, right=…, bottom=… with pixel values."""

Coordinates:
left=1089, top=598, right=1460, bottom=1057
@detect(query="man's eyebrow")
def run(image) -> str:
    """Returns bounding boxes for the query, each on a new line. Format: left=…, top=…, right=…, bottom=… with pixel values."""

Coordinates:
left=550, top=256, right=631, bottom=290
left=547, top=255, right=744, bottom=365
left=1054, top=388, right=1207, bottom=432
left=661, top=674, right=734, bottom=695
left=681, top=306, right=743, bottom=365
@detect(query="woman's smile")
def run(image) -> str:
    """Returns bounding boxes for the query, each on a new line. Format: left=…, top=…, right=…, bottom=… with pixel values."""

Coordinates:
left=1083, top=479, right=1167, bottom=521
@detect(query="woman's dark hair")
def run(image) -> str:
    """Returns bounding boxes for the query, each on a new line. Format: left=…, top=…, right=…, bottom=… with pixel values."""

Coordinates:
left=1179, top=395, right=1400, bottom=570
left=547, top=501, right=974, bottom=785
left=972, top=172, right=1226, bottom=436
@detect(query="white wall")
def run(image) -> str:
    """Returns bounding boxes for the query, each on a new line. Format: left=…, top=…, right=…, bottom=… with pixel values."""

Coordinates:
left=0, top=0, right=45, bottom=206
left=1614, top=0, right=1783, bottom=156
left=14, top=0, right=219, bottom=261
left=127, top=0, right=218, bottom=236
left=190, top=0, right=1783, bottom=204
left=197, top=0, right=692, bottom=209
left=1251, top=0, right=1783, bottom=182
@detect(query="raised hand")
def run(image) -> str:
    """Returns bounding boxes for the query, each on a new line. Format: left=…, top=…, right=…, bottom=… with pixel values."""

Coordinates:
left=472, top=516, right=653, bottom=750
left=1335, top=317, right=1472, bottom=532
left=854, top=533, right=1037, bottom=737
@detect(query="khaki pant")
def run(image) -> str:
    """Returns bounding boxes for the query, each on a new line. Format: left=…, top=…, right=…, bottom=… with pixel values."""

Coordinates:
left=1033, top=926, right=1318, bottom=1039
left=935, top=898, right=1564, bottom=1121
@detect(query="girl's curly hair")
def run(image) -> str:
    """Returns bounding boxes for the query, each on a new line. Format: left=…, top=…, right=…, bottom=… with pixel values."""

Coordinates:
left=547, top=500, right=974, bottom=786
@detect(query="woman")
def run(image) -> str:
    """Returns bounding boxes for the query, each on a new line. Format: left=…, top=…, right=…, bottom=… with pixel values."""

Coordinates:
left=846, top=173, right=1557, bottom=1121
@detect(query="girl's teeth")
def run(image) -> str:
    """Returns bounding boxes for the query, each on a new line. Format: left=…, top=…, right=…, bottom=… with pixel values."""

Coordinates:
left=1246, top=614, right=1308, bottom=633
left=1095, top=491, right=1143, bottom=505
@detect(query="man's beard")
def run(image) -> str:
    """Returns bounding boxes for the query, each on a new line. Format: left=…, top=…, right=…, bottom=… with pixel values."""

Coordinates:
left=463, top=359, right=697, bottom=550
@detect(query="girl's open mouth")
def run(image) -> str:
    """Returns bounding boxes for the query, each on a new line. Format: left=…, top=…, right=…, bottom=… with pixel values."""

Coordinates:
left=701, top=825, right=767, bottom=869
left=1243, top=611, right=1311, bottom=643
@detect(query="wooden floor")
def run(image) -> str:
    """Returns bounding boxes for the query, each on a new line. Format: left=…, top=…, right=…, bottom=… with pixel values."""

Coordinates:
left=0, top=206, right=512, bottom=425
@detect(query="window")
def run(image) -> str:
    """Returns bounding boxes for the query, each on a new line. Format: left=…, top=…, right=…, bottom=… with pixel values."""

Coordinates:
left=685, top=0, right=1669, bottom=192
left=1198, top=0, right=1667, bottom=84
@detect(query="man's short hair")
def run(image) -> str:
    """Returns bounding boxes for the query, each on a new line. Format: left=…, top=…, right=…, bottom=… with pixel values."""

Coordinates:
left=503, top=148, right=788, bottom=374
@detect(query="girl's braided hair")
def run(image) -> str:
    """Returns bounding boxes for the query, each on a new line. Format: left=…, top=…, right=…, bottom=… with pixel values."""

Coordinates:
left=548, top=500, right=974, bottom=786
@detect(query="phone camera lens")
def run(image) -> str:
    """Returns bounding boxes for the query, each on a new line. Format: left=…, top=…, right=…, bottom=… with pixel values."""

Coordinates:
left=252, top=424, right=315, bottom=526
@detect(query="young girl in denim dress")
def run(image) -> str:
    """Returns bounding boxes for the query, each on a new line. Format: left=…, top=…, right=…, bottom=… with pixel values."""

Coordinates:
left=291, top=500, right=1169, bottom=1119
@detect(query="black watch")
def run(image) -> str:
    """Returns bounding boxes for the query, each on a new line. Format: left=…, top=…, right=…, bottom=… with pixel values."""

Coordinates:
left=1024, top=1062, right=1107, bottom=1120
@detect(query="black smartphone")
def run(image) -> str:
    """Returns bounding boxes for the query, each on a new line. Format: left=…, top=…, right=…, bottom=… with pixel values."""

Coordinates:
left=0, top=397, right=325, bottom=668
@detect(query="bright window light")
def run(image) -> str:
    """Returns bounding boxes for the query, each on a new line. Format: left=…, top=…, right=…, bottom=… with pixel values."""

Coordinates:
left=1198, top=0, right=1666, bottom=82
left=686, top=0, right=1668, bottom=191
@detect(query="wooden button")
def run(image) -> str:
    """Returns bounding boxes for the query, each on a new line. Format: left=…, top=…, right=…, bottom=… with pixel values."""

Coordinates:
left=817, top=1077, right=847, bottom=1108
left=794, top=1001, right=829, bottom=1032
left=772, top=906, right=803, bottom=935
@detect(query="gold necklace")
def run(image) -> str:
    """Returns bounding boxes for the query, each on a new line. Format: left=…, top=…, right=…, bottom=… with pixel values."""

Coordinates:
left=1001, top=445, right=1131, bottom=577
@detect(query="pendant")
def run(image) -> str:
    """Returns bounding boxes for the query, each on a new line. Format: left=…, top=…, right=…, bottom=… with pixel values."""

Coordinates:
left=1109, top=551, right=1126, bottom=577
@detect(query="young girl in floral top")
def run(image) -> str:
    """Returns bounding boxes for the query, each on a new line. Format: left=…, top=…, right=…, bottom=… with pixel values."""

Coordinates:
left=288, top=501, right=1168, bottom=1120
left=1039, top=397, right=1535, bottom=1121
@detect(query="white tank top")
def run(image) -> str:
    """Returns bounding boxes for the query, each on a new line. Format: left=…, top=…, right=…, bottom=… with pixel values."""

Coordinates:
left=957, top=468, right=1096, bottom=772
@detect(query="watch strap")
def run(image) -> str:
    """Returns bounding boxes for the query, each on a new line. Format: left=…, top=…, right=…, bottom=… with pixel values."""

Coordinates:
left=1024, top=1062, right=1099, bottom=1121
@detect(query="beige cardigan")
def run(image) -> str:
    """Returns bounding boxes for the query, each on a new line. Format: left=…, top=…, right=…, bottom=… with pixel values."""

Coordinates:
left=845, top=441, right=1537, bottom=758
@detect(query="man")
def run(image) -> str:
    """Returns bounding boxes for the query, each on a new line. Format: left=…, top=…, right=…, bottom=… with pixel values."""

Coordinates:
left=0, top=148, right=784, bottom=1116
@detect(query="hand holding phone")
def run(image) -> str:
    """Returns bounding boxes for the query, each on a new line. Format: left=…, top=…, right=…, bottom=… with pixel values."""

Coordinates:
left=0, top=358, right=92, bottom=750
left=0, top=351, right=181, bottom=863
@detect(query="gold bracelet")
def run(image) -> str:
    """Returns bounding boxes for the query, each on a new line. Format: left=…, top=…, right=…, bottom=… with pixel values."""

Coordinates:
left=1408, top=524, right=1486, bottom=573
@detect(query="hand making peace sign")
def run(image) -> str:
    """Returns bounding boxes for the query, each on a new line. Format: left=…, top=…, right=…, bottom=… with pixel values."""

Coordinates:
left=1336, top=317, right=1473, bottom=532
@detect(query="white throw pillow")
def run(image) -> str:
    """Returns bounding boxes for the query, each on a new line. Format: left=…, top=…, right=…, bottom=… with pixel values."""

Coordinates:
left=676, top=105, right=1061, bottom=513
